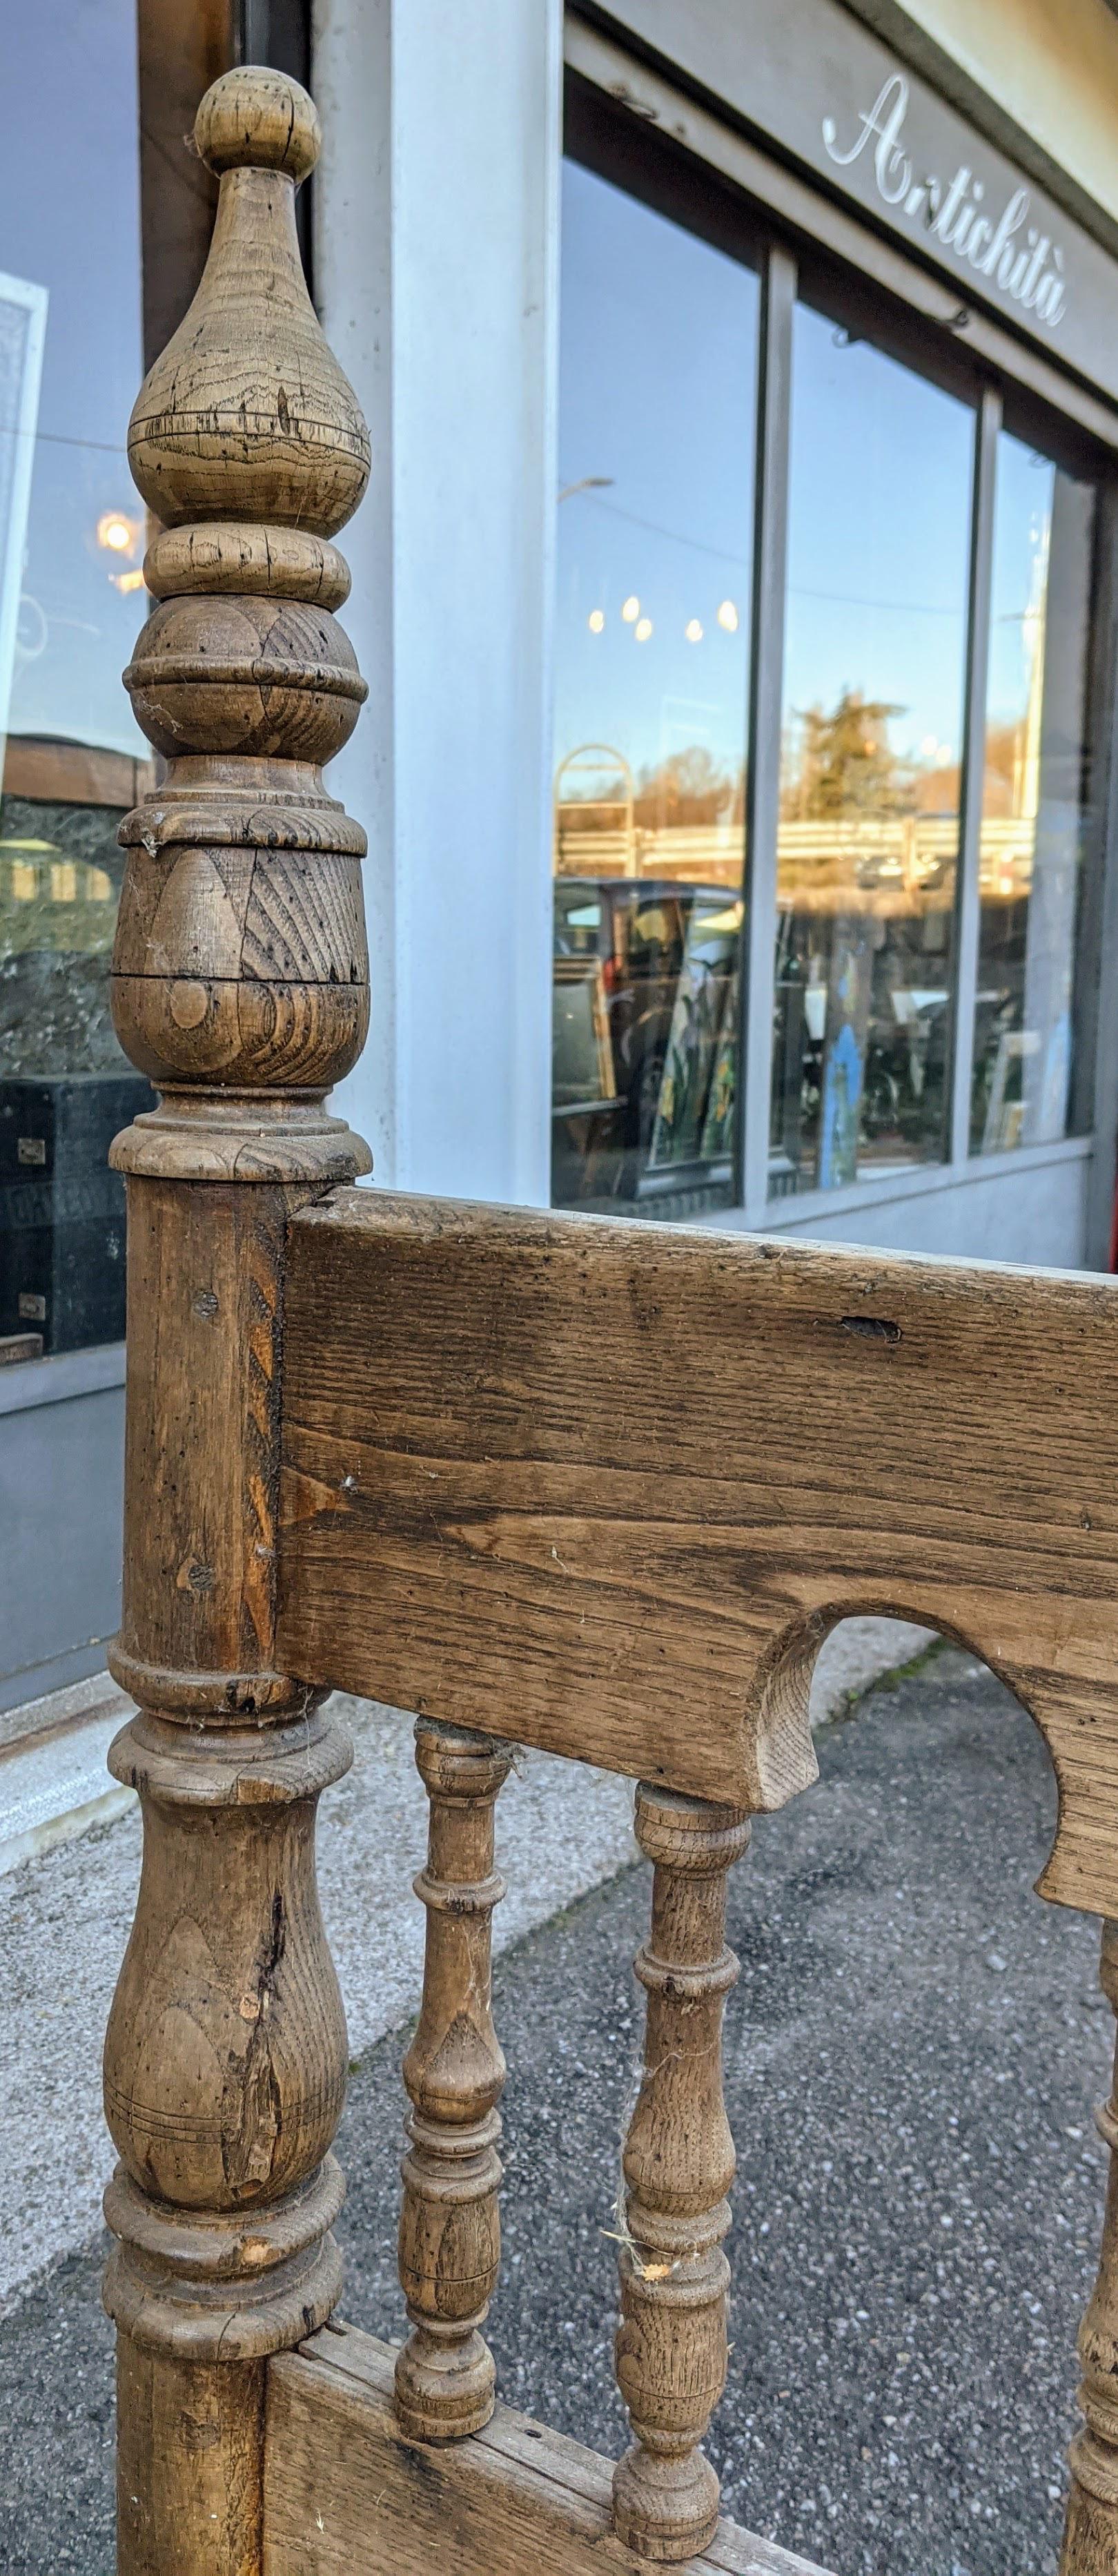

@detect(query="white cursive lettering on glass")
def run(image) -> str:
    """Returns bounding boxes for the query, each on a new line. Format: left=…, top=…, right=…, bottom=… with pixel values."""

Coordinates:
left=822, top=75, right=1068, bottom=332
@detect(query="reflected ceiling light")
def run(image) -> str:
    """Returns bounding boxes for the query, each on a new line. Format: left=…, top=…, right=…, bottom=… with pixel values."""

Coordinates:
left=919, top=733, right=938, bottom=758
left=112, top=568, right=146, bottom=595
left=937, top=742, right=952, bottom=764
left=634, top=617, right=653, bottom=641
left=587, top=608, right=605, bottom=633
left=685, top=618, right=703, bottom=643
left=716, top=599, right=738, bottom=632
left=97, top=510, right=135, bottom=553
left=621, top=594, right=640, bottom=623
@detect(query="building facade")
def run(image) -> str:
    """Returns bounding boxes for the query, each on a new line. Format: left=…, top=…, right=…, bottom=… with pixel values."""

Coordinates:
left=3, top=0, right=1118, bottom=1722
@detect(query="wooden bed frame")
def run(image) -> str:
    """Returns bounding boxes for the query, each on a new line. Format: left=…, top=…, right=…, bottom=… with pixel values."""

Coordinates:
left=99, top=65, right=1118, bottom=2576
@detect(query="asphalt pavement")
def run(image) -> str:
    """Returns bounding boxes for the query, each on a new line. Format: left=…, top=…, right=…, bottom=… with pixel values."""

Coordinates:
left=0, top=1646, right=1109, bottom=2576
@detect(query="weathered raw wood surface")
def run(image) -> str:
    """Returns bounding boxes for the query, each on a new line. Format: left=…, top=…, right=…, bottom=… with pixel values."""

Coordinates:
left=103, top=63, right=371, bottom=2576
left=279, top=1190, right=1118, bottom=1915
left=1063, top=1917, right=1118, bottom=2568
left=394, top=1718, right=513, bottom=2442
left=613, top=1788, right=751, bottom=2560
left=97, top=46, right=1118, bottom=2576
left=263, top=2326, right=832, bottom=2576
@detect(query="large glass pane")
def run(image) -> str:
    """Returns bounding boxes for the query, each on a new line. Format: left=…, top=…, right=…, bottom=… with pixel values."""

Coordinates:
left=0, top=3, right=152, bottom=1354
left=771, top=307, right=974, bottom=1198
left=971, top=434, right=1095, bottom=1154
left=551, top=161, right=758, bottom=1213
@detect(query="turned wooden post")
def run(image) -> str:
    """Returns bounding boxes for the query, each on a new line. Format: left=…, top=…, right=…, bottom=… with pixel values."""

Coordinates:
left=101, top=66, right=371, bottom=2576
left=612, top=1783, right=751, bottom=2564
left=1063, top=1919, right=1118, bottom=2573
left=395, top=1719, right=514, bottom=2441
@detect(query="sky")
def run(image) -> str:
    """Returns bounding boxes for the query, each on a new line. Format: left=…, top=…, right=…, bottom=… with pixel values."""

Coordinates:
left=553, top=158, right=1066, bottom=805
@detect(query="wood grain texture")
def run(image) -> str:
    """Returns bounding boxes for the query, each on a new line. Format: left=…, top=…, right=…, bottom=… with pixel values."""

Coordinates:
left=279, top=1192, right=1118, bottom=1915
left=145, top=525, right=351, bottom=609
left=128, top=72, right=369, bottom=536
left=109, top=57, right=373, bottom=1183
left=104, top=62, right=372, bottom=2576
left=1063, top=1919, right=1118, bottom=2570
left=394, top=1721, right=513, bottom=2442
left=119, top=2339, right=266, bottom=2576
left=263, top=2325, right=832, bottom=2576
left=613, top=1790, right=751, bottom=2562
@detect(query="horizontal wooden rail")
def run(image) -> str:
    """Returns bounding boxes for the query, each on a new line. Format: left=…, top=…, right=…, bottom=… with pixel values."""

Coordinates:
left=277, top=1190, right=1118, bottom=1916
left=264, top=2327, right=831, bottom=2576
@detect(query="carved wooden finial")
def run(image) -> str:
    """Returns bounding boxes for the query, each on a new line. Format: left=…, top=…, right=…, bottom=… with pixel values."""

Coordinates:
left=103, top=68, right=371, bottom=2576
left=110, top=62, right=372, bottom=1188
left=130, top=68, right=364, bottom=539
left=613, top=1785, right=751, bottom=2564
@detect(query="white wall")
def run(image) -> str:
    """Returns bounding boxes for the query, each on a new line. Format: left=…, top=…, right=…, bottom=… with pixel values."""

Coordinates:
left=313, top=0, right=562, bottom=1203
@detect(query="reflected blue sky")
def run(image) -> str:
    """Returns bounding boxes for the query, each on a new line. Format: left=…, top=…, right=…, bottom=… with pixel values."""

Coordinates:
left=0, top=2, right=144, bottom=755
left=985, top=429, right=1054, bottom=735
left=784, top=304, right=972, bottom=771
left=555, top=162, right=756, bottom=798
left=556, top=159, right=977, bottom=791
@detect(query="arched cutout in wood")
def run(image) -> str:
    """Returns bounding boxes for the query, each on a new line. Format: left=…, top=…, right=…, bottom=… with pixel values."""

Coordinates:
left=273, top=1194, right=1118, bottom=1919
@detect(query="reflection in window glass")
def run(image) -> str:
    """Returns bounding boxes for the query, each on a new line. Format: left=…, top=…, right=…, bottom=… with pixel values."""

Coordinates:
left=551, top=162, right=758, bottom=1212
left=971, top=435, right=1095, bottom=1154
left=0, top=5, right=152, bottom=1351
left=771, top=307, right=974, bottom=1197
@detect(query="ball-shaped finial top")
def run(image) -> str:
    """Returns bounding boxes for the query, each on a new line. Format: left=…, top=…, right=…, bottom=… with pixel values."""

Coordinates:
left=194, top=66, right=321, bottom=185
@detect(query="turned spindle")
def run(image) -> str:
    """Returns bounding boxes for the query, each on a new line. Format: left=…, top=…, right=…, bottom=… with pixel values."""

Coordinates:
left=1063, top=1918, right=1118, bottom=2573
left=395, top=1719, right=514, bottom=2441
left=613, top=1783, right=751, bottom=2564
left=101, top=66, right=371, bottom=2576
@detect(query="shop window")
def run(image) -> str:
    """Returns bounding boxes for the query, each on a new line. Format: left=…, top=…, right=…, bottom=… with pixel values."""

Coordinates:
left=551, top=160, right=758, bottom=1212
left=0, top=2, right=152, bottom=1355
left=769, top=305, right=974, bottom=1198
left=970, top=434, right=1095, bottom=1154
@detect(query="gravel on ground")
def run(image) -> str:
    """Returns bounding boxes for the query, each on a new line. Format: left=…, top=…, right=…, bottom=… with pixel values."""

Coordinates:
left=0, top=1647, right=1108, bottom=2576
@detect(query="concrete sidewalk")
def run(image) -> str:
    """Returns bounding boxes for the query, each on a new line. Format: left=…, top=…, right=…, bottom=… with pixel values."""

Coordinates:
left=0, top=1647, right=1108, bottom=2574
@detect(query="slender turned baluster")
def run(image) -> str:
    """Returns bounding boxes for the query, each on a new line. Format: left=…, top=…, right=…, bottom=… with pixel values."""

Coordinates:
left=1063, top=1919, right=1118, bottom=2573
left=613, top=1783, right=751, bottom=2564
left=101, top=66, right=371, bottom=2576
left=395, top=1720, right=514, bottom=2441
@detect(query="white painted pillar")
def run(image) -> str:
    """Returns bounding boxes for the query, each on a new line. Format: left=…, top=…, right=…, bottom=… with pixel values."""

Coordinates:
left=313, top=0, right=562, bottom=1203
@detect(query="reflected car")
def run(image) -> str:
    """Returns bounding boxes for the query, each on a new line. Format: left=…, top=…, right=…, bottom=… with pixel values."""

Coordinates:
left=553, top=875, right=742, bottom=1195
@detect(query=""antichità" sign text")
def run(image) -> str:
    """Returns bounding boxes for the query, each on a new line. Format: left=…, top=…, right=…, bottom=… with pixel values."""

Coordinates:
left=823, top=73, right=1067, bottom=330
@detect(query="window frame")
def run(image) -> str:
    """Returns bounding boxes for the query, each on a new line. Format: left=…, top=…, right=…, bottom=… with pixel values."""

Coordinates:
left=561, top=46, right=1118, bottom=1245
